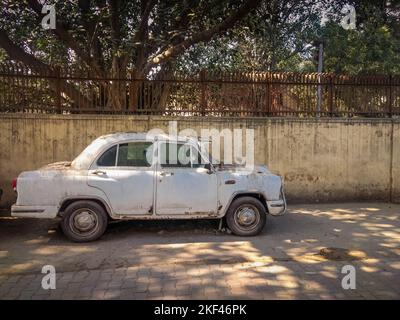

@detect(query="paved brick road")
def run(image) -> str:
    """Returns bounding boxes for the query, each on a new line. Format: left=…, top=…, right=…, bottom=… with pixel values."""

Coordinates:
left=0, top=203, right=399, bottom=299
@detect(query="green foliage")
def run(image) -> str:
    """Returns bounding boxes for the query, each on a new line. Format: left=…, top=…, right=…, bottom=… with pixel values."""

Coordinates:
left=321, top=1, right=400, bottom=74
left=0, top=0, right=398, bottom=75
left=176, top=0, right=399, bottom=75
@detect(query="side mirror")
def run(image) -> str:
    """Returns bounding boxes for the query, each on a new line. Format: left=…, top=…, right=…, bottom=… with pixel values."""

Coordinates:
left=204, top=163, right=213, bottom=174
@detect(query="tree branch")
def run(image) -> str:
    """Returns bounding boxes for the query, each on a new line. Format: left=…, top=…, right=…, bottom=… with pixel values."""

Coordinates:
left=0, top=29, right=49, bottom=71
left=78, top=0, right=105, bottom=72
left=0, top=29, right=92, bottom=109
left=133, top=0, right=157, bottom=44
left=144, top=0, right=261, bottom=73
left=27, top=0, right=104, bottom=77
left=131, top=0, right=157, bottom=72
left=109, top=0, right=122, bottom=51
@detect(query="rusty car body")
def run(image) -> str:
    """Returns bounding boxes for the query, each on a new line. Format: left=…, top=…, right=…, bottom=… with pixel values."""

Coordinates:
left=12, top=133, right=286, bottom=241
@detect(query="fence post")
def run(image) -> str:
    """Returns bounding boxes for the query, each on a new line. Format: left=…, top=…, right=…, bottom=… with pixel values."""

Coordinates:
left=55, top=66, right=61, bottom=113
left=389, top=75, right=393, bottom=118
left=129, top=69, right=137, bottom=114
left=266, top=74, right=271, bottom=116
left=328, top=74, right=334, bottom=117
left=200, top=69, right=207, bottom=116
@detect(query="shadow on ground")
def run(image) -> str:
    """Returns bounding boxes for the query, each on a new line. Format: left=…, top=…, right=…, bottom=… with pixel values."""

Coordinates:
left=0, top=203, right=399, bottom=299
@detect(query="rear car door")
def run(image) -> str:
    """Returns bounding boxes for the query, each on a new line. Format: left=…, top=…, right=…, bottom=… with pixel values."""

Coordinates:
left=87, top=141, right=155, bottom=215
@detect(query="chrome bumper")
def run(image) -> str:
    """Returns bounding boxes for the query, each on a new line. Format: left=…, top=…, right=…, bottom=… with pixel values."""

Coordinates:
left=11, top=205, right=58, bottom=219
left=266, top=191, right=287, bottom=216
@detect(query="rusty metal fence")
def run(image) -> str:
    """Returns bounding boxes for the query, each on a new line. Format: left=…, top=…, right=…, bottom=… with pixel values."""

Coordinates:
left=0, top=62, right=399, bottom=117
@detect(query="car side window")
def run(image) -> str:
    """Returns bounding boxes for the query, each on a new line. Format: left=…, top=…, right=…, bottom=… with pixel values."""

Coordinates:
left=160, top=142, right=192, bottom=168
left=117, top=142, right=153, bottom=167
left=97, top=145, right=117, bottom=167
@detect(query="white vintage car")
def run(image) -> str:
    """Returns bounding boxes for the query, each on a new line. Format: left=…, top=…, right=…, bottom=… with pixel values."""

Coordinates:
left=12, top=133, right=286, bottom=242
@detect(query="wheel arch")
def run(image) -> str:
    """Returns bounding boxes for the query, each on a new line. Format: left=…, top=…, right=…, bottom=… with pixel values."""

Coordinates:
left=58, top=197, right=113, bottom=219
left=224, top=192, right=268, bottom=215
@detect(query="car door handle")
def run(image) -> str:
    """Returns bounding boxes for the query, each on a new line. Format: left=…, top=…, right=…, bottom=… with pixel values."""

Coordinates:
left=92, top=170, right=106, bottom=175
left=160, top=171, right=174, bottom=177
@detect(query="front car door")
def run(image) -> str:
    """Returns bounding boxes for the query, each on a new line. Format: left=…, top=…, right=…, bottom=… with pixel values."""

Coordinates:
left=155, top=140, right=218, bottom=215
left=87, top=140, right=155, bottom=215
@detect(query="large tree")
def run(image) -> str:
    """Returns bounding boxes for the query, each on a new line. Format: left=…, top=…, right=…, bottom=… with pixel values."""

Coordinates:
left=0, top=0, right=261, bottom=110
left=0, top=0, right=398, bottom=113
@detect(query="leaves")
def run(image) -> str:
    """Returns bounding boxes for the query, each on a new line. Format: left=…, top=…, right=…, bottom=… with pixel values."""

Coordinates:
left=0, top=0, right=398, bottom=76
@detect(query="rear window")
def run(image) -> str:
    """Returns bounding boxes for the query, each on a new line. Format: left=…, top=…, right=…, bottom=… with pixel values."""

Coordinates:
left=97, top=145, right=117, bottom=166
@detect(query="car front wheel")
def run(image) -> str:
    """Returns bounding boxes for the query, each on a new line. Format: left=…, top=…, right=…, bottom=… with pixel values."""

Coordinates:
left=60, top=200, right=108, bottom=242
left=226, top=196, right=266, bottom=236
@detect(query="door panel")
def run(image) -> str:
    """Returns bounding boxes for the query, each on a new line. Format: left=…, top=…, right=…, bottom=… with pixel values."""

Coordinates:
left=88, top=168, right=154, bottom=215
left=155, top=142, right=217, bottom=215
left=87, top=141, right=155, bottom=215
left=156, top=167, right=217, bottom=215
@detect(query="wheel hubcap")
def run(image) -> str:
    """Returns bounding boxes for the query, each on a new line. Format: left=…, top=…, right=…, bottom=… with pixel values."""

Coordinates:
left=237, top=207, right=257, bottom=226
left=74, top=211, right=96, bottom=231
left=234, top=204, right=260, bottom=230
left=70, top=208, right=98, bottom=235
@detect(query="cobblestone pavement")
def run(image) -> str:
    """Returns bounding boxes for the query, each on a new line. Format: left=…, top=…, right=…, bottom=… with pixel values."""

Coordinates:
left=0, top=203, right=399, bottom=300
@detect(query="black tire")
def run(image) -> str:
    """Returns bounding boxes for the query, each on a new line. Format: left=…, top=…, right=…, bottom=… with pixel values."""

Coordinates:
left=225, top=196, right=266, bottom=236
left=60, top=200, right=108, bottom=242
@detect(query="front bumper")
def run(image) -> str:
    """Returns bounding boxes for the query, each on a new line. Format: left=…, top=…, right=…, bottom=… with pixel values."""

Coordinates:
left=11, top=205, right=58, bottom=219
left=266, top=191, right=287, bottom=216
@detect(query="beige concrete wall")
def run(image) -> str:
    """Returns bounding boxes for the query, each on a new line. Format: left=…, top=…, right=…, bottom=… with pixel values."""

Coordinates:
left=1, top=114, right=399, bottom=207
left=392, top=122, right=400, bottom=203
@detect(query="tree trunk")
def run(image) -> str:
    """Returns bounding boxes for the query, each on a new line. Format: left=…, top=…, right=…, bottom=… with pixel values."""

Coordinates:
left=128, top=69, right=142, bottom=113
left=105, top=57, right=128, bottom=112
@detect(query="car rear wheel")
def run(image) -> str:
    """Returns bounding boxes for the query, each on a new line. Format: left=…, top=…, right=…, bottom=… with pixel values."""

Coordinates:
left=61, top=200, right=108, bottom=242
left=226, top=196, right=266, bottom=236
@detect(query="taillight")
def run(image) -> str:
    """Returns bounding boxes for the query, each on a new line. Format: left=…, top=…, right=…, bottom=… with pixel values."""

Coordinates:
left=12, top=178, right=17, bottom=191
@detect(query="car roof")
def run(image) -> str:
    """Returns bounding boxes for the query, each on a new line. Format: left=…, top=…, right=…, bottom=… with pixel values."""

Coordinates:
left=72, top=132, right=205, bottom=170
left=96, top=132, right=202, bottom=144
